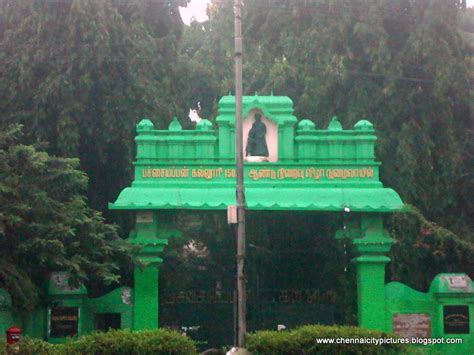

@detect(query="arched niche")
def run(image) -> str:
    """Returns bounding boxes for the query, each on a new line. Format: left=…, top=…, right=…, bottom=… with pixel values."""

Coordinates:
left=243, top=109, right=278, bottom=162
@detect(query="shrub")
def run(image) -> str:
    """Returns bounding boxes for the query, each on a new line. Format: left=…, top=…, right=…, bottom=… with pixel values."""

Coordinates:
left=1, top=329, right=196, bottom=355
left=4, top=338, right=64, bottom=355
left=246, top=325, right=412, bottom=354
left=63, top=329, right=197, bottom=355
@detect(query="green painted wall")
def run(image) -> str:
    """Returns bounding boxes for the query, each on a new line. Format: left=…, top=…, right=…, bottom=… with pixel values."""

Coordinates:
left=86, top=287, right=134, bottom=330
left=385, top=274, right=474, bottom=354
left=0, top=280, right=134, bottom=342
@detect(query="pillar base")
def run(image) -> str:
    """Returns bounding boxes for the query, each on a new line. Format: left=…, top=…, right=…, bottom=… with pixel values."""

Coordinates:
left=133, top=265, right=159, bottom=330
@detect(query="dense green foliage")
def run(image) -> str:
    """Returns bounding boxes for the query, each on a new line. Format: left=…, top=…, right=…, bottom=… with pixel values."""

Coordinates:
left=66, top=329, right=197, bottom=355
left=1, top=338, right=59, bottom=355
left=246, top=325, right=411, bottom=354
left=0, top=329, right=197, bottom=355
left=389, top=208, right=474, bottom=290
left=0, top=125, right=133, bottom=310
left=0, top=0, right=188, bottom=213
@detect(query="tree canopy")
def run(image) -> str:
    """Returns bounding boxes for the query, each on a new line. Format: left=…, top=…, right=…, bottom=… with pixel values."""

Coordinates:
left=0, top=0, right=188, bottom=214
left=0, top=124, right=133, bottom=311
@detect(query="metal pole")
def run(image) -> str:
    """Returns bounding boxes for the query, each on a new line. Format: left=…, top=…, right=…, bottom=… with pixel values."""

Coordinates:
left=234, top=0, right=246, bottom=348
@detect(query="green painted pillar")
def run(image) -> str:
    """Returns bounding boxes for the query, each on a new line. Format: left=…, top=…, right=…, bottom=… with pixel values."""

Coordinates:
left=352, top=214, right=394, bottom=331
left=134, top=265, right=160, bottom=329
left=354, top=254, right=390, bottom=330
left=129, top=211, right=181, bottom=330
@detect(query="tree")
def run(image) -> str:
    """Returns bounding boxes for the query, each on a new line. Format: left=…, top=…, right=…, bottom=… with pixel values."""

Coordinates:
left=0, top=124, right=133, bottom=311
left=0, top=0, right=188, bottom=215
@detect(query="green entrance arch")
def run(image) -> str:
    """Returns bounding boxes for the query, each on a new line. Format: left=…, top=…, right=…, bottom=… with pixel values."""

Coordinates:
left=109, top=94, right=404, bottom=332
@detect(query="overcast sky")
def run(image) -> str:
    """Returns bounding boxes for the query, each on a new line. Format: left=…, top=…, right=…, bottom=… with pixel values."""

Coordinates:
left=179, top=0, right=474, bottom=25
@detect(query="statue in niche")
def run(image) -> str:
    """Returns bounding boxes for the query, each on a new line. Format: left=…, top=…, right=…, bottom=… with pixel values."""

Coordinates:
left=245, top=113, right=269, bottom=157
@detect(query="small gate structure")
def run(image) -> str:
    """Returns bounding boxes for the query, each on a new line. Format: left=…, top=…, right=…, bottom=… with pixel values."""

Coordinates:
left=110, top=94, right=404, bottom=332
left=109, top=94, right=473, bottom=352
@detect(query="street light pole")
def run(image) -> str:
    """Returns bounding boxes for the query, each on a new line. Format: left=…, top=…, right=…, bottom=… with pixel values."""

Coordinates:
left=234, top=0, right=246, bottom=348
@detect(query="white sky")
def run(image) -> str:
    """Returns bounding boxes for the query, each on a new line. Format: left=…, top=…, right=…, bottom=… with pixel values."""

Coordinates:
left=179, top=0, right=210, bottom=25
left=179, top=0, right=474, bottom=25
